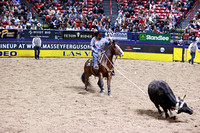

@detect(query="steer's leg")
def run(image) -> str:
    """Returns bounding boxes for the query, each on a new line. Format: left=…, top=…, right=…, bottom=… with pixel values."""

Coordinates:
left=154, top=103, right=162, bottom=115
left=163, top=107, right=169, bottom=118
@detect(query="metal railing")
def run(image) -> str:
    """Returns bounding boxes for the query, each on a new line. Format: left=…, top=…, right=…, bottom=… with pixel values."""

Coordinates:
left=184, top=0, right=200, bottom=27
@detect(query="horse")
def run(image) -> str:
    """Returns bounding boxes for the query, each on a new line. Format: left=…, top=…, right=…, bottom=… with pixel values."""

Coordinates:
left=81, top=41, right=124, bottom=96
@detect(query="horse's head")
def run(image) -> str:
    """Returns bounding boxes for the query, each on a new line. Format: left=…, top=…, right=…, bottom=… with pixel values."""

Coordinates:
left=110, top=40, right=124, bottom=57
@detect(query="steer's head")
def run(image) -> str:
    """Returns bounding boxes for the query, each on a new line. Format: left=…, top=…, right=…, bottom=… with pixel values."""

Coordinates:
left=175, top=95, right=193, bottom=115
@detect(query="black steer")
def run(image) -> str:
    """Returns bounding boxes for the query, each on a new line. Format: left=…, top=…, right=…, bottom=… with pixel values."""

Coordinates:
left=148, top=80, right=193, bottom=118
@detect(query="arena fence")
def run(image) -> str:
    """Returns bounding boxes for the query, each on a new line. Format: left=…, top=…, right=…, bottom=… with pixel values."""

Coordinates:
left=0, top=30, right=199, bottom=63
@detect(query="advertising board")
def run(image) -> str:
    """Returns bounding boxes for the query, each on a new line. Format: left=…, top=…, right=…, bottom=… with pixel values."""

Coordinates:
left=121, top=44, right=173, bottom=54
left=24, top=30, right=55, bottom=39
left=139, top=33, right=170, bottom=43
left=0, top=43, right=90, bottom=50
left=104, top=32, right=128, bottom=40
left=0, top=29, right=18, bottom=38
left=63, top=31, right=93, bottom=39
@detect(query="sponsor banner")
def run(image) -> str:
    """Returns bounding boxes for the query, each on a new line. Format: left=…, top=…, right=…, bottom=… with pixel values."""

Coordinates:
left=0, top=50, right=92, bottom=58
left=63, top=31, right=93, bottom=39
left=105, top=32, right=128, bottom=40
left=121, top=44, right=173, bottom=54
left=0, top=29, right=18, bottom=38
left=0, top=43, right=90, bottom=50
left=0, top=50, right=173, bottom=61
left=24, top=30, right=55, bottom=39
left=139, top=33, right=170, bottom=43
left=121, top=51, right=173, bottom=62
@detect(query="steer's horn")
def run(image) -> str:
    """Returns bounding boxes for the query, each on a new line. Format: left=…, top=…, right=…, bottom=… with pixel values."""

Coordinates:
left=182, top=95, right=186, bottom=100
left=178, top=96, right=181, bottom=101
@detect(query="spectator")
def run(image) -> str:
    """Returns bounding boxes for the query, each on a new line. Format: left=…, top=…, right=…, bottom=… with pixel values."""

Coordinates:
left=149, top=1, right=156, bottom=10
left=27, top=9, right=32, bottom=19
left=4, top=13, right=12, bottom=22
left=15, top=0, right=21, bottom=5
left=133, top=23, right=139, bottom=32
left=93, top=6, right=99, bottom=14
left=146, top=25, right=153, bottom=33
left=36, top=23, right=43, bottom=30
left=128, top=26, right=133, bottom=32
left=72, top=25, right=78, bottom=30
left=66, top=23, right=72, bottom=30
left=121, top=26, right=127, bottom=32
left=98, top=24, right=105, bottom=32
left=137, top=0, right=144, bottom=7
left=6, top=22, right=15, bottom=29
left=152, top=26, right=159, bottom=33
left=87, top=10, right=93, bottom=21
left=0, top=23, right=4, bottom=29
left=25, top=22, right=31, bottom=29
left=14, top=15, right=20, bottom=25
left=31, top=24, right=37, bottom=30
left=78, top=23, right=85, bottom=31
left=48, top=7, right=55, bottom=16
left=163, top=23, right=170, bottom=33
left=157, top=23, right=163, bottom=33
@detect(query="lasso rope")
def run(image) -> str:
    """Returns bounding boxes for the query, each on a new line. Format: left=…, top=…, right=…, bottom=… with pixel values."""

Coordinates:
left=185, top=99, right=200, bottom=103
left=106, top=31, right=200, bottom=102
left=104, top=54, right=147, bottom=96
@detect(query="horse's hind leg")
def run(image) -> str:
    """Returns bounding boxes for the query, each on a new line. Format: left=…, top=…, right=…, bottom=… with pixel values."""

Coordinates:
left=98, top=73, right=104, bottom=95
left=84, top=73, right=90, bottom=91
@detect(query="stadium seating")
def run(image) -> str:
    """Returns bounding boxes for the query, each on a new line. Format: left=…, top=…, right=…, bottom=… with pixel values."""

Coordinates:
left=25, top=0, right=106, bottom=30
left=115, top=0, right=194, bottom=32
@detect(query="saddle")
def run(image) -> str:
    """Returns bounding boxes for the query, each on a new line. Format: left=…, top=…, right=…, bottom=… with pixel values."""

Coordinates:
left=86, top=53, right=104, bottom=68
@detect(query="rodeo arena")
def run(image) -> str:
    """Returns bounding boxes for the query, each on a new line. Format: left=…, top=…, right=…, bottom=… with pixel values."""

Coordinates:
left=1, top=0, right=200, bottom=132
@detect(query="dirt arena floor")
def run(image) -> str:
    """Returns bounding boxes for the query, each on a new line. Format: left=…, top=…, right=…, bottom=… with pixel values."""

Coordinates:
left=0, top=57, right=200, bottom=133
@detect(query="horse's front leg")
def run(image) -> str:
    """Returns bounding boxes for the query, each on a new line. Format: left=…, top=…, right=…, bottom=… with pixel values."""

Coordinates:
left=107, top=72, right=112, bottom=96
left=98, top=73, right=104, bottom=95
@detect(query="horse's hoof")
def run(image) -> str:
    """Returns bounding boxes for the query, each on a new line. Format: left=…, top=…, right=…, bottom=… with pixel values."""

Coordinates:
left=108, top=92, right=112, bottom=97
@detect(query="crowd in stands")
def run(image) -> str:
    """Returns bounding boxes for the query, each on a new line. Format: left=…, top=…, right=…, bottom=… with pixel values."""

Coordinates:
left=0, top=0, right=43, bottom=31
left=114, top=0, right=196, bottom=33
left=0, top=0, right=197, bottom=36
left=32, top=0, right=110, bottom=31
left=183, top=9, right=200, bottom=40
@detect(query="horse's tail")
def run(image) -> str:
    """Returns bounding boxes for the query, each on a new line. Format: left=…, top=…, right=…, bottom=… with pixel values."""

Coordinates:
left=81, top=72, right=85, bottom=84
left=81, top=72, right=91, bottom=86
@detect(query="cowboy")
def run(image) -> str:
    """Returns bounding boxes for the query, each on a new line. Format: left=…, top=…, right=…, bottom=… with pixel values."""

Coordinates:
left=90, top=31, right=112, bottom=68
left=188, top=36, right=200, bottom=64
left=32, top=34, right=42, bottom=60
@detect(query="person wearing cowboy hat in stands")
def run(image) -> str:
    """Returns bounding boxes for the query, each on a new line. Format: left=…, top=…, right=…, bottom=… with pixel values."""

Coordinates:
left=188, top=36, right=200, bottom=64
left=90, top=31, right=115, bottom=75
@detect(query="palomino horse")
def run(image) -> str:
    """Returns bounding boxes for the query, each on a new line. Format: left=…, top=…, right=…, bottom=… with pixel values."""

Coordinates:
left=81, top=41, right=124, bottom=96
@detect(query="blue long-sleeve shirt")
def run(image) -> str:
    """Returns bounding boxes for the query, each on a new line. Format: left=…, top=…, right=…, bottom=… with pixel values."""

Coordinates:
left=90, top=37, right=110, bottom=53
